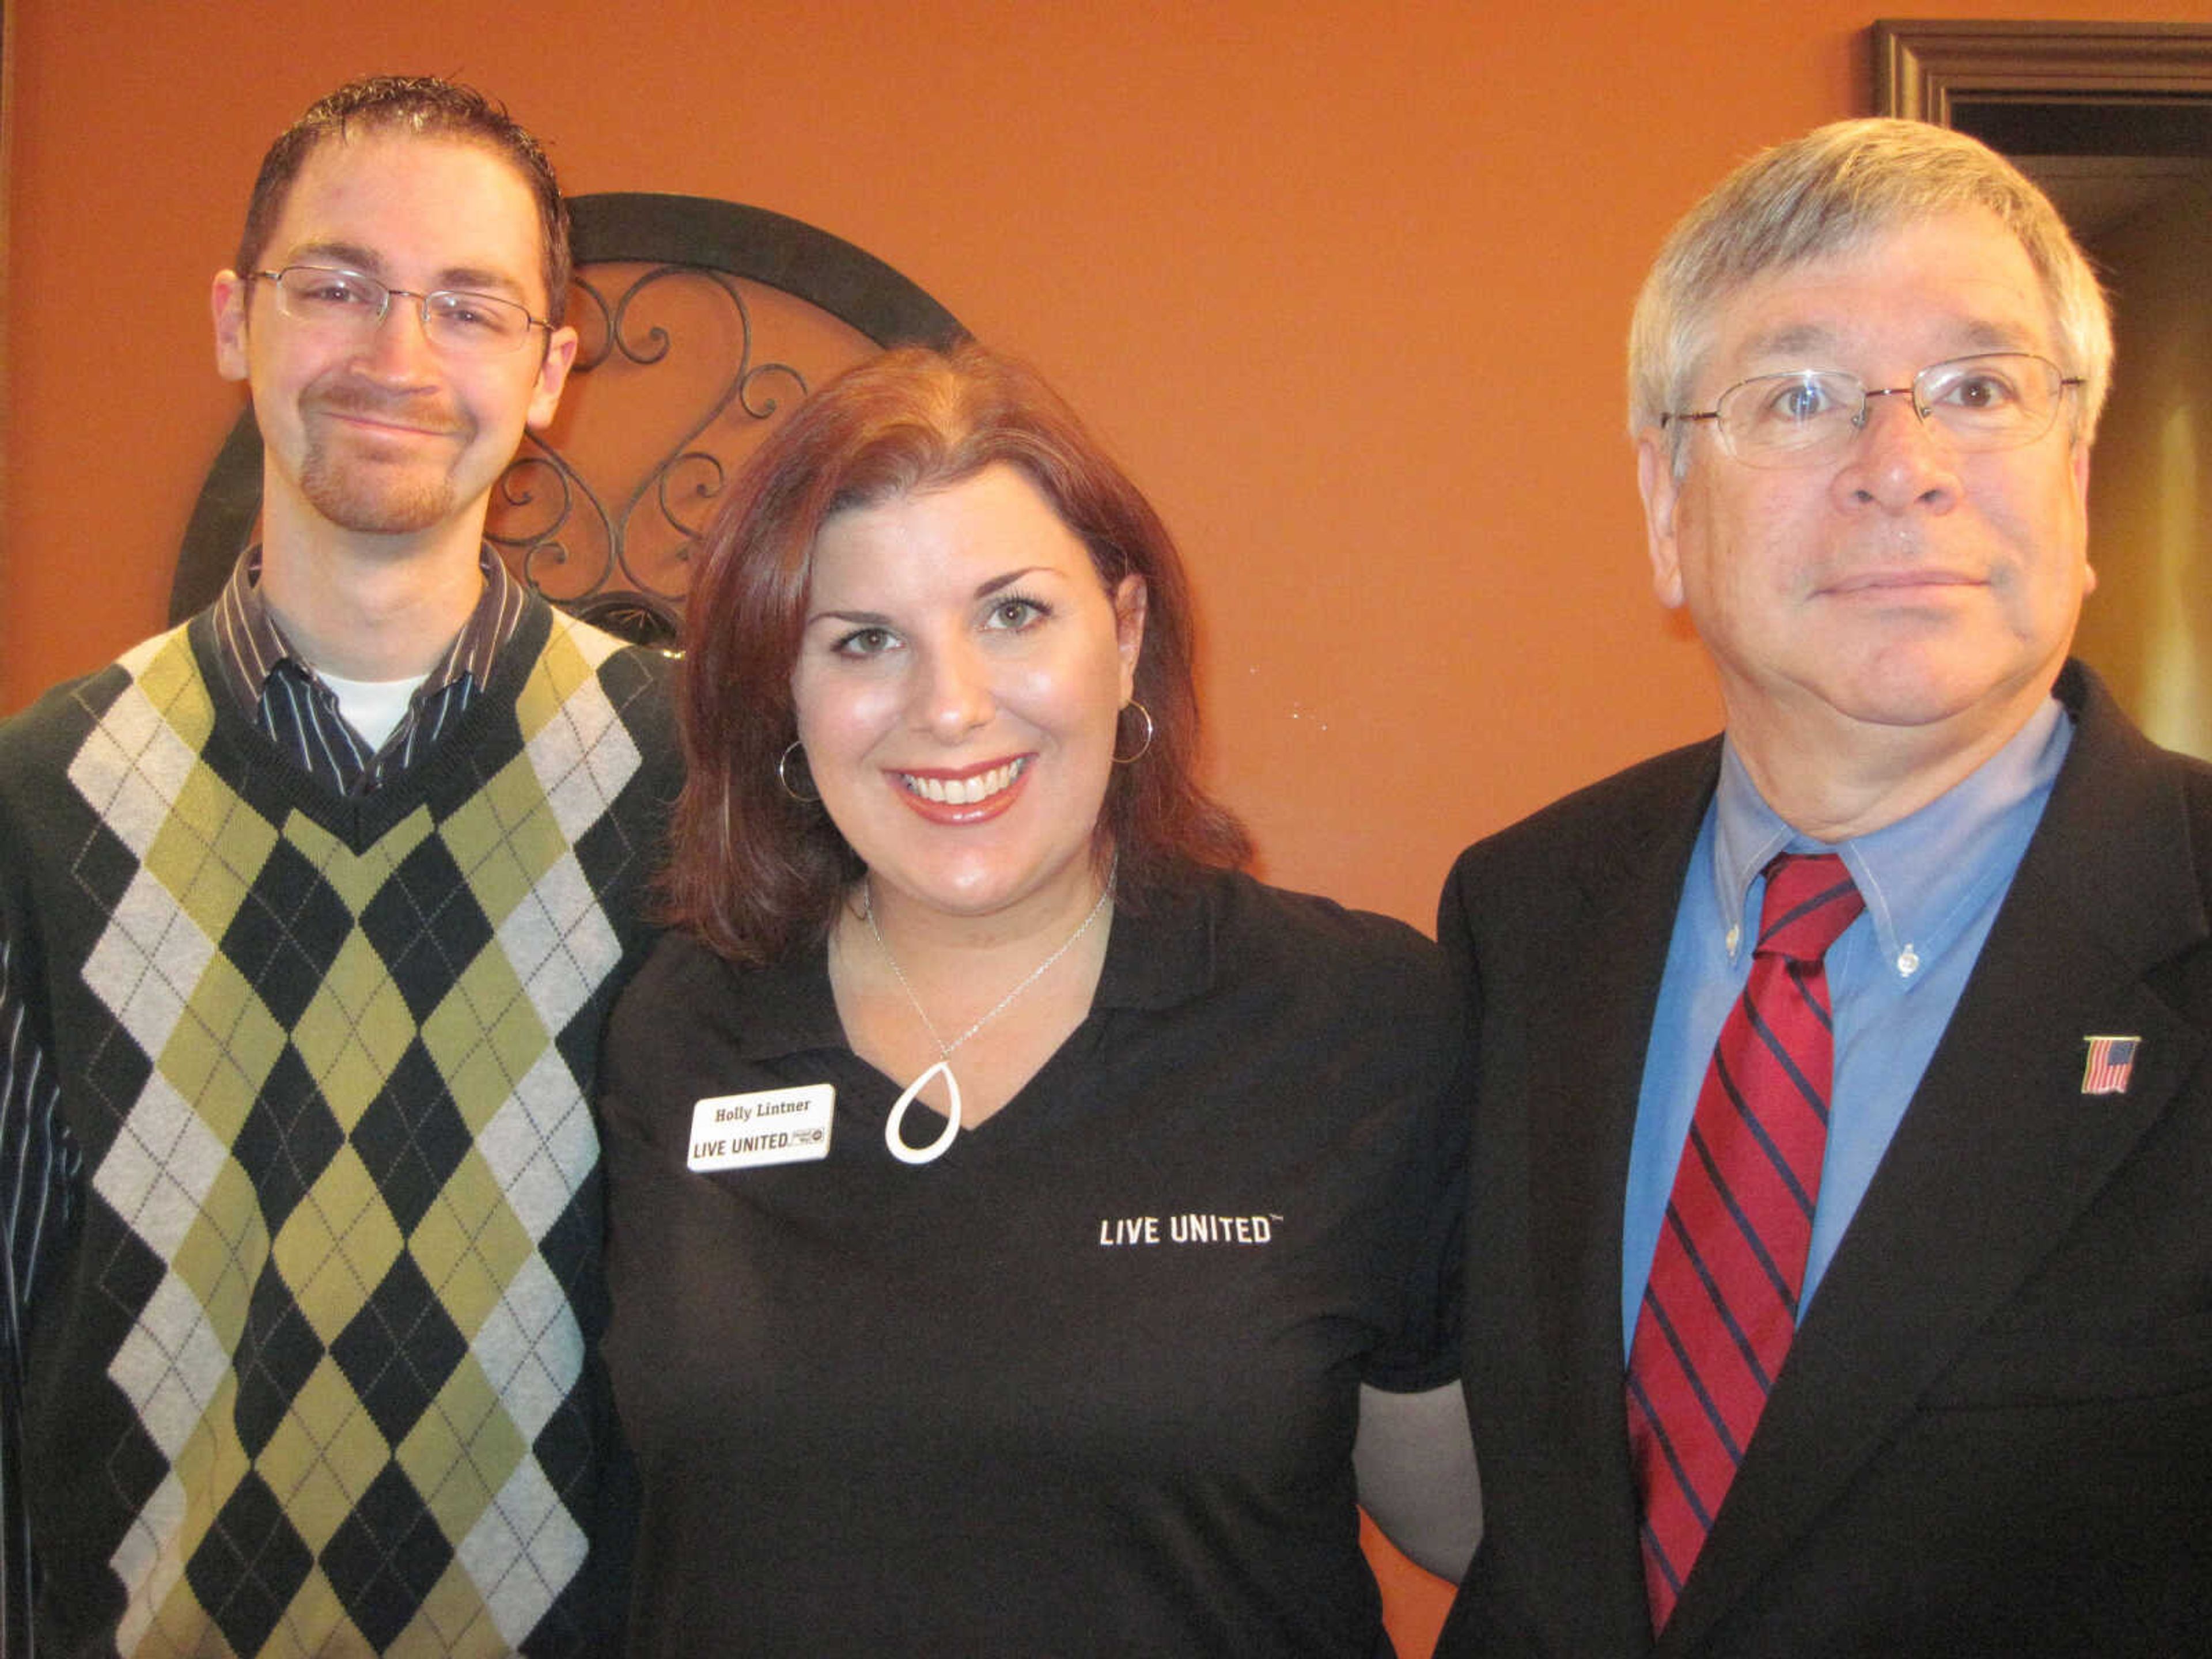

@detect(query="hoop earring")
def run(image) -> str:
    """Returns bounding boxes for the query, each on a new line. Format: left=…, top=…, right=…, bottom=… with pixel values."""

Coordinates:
left=1112, top=700, right=1154, bottom=766
left=777, top=740, right=821, bottom=803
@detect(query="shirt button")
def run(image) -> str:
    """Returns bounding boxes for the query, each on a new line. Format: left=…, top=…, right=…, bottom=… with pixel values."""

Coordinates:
left=1897, top=945, right=1921, bottom=977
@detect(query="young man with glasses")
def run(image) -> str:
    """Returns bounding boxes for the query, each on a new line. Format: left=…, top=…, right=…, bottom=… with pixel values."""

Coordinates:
left=1434, top=120, right=2212, bottom=1656
left=0, top=78, right=677, bottom=1654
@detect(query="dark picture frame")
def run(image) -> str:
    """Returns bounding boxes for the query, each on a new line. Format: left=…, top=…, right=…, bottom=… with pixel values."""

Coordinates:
left=1874, top=18, right=2212, bottom=120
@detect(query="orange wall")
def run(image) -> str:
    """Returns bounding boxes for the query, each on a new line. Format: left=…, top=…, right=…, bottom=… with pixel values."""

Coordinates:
left=10, top=1, right=2211, bottom=930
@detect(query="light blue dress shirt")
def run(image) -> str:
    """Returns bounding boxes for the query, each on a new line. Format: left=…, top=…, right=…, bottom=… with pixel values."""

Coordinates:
left=1620, top=697, right=2073, bottom=1357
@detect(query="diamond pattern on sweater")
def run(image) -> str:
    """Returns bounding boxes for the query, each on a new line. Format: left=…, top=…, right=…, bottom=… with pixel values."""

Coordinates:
left=260, top=1355, right=393, bottom=1528
left=108, top=1269, right=232, bottom=1461
left=80, top=869, right=215, bottom=1078
left=438, top=756, right=570, bottom=919
left=399, top=1351, right=525, bottom=1556
left=468, top=1249, right=575, bottom=1446
left=24, top=616, right=668, bottom=1654
left=172, top=1155, right=263, bottom=1354
left=110, top=1468, right=190, bottom=1653
left=184, top=1469, right=313, bottom=1655
left=324, top=1462, right=455, bottom=1647
left=64, top=637, right=209, bottom=861
left=477, top=1050, right=600, bottom=1253
left=234, top=1265, right=329, bottom=1458
left=162, top=957, right=288, bottom=1133
left=523, top=625, right=641, bottom=840
left=422, top=950, right=551, bottom=1135
left=459, top=1453, right=586, bottom=1649
left=353, top=1040, right=475, bottom=1234
left=148, top=766, right=279, bottom=935
left=271, top=1145, right=406, bottom=1346
left=331, top=1251, right=469, bottom=1445
left=410, top=1149, right=532, bottom=1331
left=219, top=836, right=353, bottom=1029
left=232, top=1046, right=344, bottom=1233
left=362, top=830, right=498, bottom=1022
left=502, top=850, right=622, bottom=1046
left=92, top=1069, right=230, bottom=1263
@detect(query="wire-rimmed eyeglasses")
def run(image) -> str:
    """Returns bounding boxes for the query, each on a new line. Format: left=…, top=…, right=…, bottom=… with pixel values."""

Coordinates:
left=254, top=265, right=554, bottom=358
left=1661, top=352, right=2085, bottom=469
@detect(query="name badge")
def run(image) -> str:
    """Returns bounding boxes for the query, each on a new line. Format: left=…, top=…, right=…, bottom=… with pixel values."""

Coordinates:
left=687, top=1084, right=835, bottom=1172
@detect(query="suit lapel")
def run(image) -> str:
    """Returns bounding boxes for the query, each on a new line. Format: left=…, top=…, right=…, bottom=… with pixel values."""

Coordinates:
left=1660, top=668, right=2212, bottom=1653
left=1522, top=741, right=1722, bottom=1645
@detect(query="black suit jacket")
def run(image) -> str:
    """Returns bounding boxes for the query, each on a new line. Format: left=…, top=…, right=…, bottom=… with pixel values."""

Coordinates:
left=1434, top=662, right=2212, bottom=1657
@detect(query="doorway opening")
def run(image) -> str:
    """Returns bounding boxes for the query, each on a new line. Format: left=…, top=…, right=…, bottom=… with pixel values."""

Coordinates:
left=1877, top=21, right=2212, bottom=756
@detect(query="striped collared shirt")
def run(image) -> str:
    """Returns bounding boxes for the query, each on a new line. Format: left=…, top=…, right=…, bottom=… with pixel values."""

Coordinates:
left=210, top=546, right=528, bottom=796
left=0, top=927, right=69, bottom=1652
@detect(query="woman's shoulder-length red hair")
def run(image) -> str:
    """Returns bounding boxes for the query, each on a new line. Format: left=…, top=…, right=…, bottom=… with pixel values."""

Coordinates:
left=660, top=339, right=1251, bottom=964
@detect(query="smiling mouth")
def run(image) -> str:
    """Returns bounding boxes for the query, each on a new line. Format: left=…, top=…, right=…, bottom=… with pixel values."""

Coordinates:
left=898, top=757, right=1029, bottom=805
left=310, top=393, right=463, bottom=438
left=325, top=412, right=460, bottom=440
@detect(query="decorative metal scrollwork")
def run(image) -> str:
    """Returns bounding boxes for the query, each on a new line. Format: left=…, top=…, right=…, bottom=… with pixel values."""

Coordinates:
left=485, top=262, right=810, bottom=635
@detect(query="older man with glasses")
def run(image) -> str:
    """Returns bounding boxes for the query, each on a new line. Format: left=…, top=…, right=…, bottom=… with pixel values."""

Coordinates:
left=0, top=77, right=677, bottom=1654
left=1433, top=119, right=2212, bottom=1657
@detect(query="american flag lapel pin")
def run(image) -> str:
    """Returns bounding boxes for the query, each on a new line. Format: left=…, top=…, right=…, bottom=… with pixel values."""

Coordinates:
left=2081, top=1035, right=2142, bottom=1096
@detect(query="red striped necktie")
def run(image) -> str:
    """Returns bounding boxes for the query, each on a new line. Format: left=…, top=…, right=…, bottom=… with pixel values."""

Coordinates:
left=1625, top=851, right=1865, bottom=1630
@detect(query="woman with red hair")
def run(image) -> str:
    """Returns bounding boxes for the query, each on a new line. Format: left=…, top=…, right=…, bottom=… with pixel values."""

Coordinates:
left=601, top=341, right=1475, bottom=1654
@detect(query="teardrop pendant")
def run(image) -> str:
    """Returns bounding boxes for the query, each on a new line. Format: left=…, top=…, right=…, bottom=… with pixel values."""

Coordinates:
left=884, top=1059, right=963, bottom=1165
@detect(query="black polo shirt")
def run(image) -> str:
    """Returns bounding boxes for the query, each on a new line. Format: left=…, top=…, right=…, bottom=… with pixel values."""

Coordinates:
left=602, top=867, right=1465, bottom=1656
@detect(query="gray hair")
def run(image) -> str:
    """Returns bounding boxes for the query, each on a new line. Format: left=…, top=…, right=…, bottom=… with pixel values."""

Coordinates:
left=1628, top=118, right=2111, bottom=474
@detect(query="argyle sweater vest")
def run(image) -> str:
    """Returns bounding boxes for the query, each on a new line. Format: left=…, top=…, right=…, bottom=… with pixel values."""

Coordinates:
left=0, top=598, right=677, bottom=1656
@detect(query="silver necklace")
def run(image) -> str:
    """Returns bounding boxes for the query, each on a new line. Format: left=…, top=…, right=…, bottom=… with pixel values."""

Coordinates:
left=866, top=862, right=1116, bottom=1166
